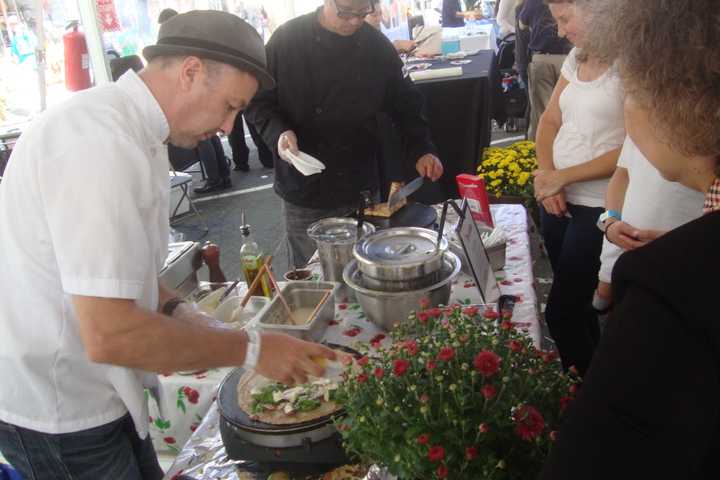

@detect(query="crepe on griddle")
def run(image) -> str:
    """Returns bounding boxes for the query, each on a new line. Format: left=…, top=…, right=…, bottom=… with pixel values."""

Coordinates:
left=237, top=371, right=341, bottom=425
left=364, top=181, right=406, bottom=218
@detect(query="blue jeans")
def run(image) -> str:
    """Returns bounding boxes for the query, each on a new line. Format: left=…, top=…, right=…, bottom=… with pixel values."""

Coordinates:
left=0, top=414, right=163, bottom=480
left=541, top=203, right=603, bottom=376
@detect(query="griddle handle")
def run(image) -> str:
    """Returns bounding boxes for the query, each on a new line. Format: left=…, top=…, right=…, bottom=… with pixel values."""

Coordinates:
left=302, top=436, right=313, bottom=453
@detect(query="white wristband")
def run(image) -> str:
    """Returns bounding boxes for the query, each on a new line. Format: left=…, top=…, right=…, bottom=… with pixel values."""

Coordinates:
left=242, top=330, right=262, bottom=370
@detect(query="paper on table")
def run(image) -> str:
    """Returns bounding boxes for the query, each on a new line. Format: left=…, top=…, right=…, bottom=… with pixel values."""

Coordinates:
left=410, top=66, right=463, bottom=82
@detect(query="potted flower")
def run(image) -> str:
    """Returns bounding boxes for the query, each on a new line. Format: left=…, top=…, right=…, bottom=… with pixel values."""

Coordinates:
left=477, top=141, right=539, bottom=226
left=336, top=304, right=578, bottom=480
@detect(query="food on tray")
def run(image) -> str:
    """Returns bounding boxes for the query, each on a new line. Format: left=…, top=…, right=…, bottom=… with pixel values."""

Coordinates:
left=238, top=372, right=341, bottom=424
left=364, top=181, right=406, bottom=218
left=321, top=464, right=369, bottom=479
left=288, top=306, right=316, bottom=325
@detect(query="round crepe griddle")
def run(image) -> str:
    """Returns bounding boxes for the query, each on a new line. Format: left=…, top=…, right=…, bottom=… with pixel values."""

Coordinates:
left=362, top=202, right=437, bottom=230
left=217, top=345, right=359, bottom=434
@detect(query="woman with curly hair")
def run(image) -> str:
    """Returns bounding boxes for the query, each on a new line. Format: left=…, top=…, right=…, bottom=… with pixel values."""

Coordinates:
left=532, top=0, right=625, bottom=376
left=539, top=0, right=720, bottom=478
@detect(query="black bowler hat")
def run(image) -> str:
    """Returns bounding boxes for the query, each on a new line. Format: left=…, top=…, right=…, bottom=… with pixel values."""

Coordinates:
left=143, top=10, right=275, bottom=89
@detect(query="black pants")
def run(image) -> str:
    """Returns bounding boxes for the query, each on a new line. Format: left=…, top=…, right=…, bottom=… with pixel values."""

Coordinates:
left=541, top=202, right=603, bottom=376
left=229, top=114, right=273, bottom=168
left=199, top=135, right=229, bottom=182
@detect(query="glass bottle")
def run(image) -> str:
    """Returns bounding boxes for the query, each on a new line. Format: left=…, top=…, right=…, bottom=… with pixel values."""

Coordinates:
left=240, top=216, right=271, bottom=298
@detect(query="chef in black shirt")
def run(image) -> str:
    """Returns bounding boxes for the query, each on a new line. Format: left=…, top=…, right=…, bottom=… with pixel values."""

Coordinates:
left=245, top=0, right=444, bottom=268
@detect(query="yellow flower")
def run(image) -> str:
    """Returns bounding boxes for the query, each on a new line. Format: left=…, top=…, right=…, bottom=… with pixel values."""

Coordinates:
left=518, top=172, right=531, bottom=186
left=491, top=179, right=502, bottom=187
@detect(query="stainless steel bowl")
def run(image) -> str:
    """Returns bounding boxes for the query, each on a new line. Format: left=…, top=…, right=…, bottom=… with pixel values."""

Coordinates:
left=360, top=270, right=441, bottom=292
left=343, top=251, right=461, bottom=331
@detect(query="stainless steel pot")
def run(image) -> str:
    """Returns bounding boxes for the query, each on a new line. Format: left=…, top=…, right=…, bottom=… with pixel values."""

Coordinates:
left=343, top=251, right=461, bottom=331
left=307, top=218, right=375, bottom=284
left=353, top=227, right=448, bottom=283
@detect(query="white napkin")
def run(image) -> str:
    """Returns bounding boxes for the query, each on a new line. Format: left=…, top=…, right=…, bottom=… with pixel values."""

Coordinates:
left=410, top=66, right=464, bottom=82
left=284, top=149, right=326, bottom=176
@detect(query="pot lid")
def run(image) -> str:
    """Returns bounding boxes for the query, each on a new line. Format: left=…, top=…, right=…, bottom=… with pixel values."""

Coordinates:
left=354, top=227, right=448, bottom=274
left=307, top=217, right=375, bottom=245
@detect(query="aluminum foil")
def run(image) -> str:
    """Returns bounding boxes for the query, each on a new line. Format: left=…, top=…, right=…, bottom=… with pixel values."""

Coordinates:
left=162, top=405, right=396, bottom=480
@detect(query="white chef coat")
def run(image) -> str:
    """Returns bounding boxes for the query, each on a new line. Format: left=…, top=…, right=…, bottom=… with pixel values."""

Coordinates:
left=0, top=70, right=170, bottom=437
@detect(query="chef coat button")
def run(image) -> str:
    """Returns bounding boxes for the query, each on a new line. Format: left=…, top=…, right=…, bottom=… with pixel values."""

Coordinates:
left=315, top=106, right=323, bottom=115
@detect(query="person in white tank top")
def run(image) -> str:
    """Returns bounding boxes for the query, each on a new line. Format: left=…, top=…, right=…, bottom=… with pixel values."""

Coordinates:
left=531, top=0, right=625, bottom=376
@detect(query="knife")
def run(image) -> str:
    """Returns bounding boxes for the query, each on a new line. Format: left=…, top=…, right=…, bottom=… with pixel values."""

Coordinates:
left=388, top=176, right=424, bottom=209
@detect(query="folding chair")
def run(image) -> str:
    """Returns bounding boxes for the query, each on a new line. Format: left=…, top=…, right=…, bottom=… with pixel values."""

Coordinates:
left=169, top=169, right=209, bottom=233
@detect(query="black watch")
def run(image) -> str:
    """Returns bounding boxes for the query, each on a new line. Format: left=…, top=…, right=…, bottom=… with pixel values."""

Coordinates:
left=162, top=297, right=186, bottom=317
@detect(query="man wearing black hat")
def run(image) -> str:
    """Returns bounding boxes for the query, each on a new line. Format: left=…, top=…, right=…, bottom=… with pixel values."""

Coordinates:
left=245, top=0, right=444, bottom=268
left=0, top=11, right=336, bottom=479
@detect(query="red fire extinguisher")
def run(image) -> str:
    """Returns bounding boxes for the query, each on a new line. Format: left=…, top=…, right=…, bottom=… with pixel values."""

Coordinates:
left=63, top=21, right=91, bottom=91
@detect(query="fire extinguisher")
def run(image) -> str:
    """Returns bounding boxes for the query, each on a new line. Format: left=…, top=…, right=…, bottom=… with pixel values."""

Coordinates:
left=63, top=21, right=91, bottom=92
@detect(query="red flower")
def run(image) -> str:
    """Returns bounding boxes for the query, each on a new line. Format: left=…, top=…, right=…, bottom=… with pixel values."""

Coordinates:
left=483, top=309, right=499, bottom=320
left=183, top=387, right=199, bottom=404
left=500, top=320, right=514, bottom=331
left=190, top=422, right=198, bottom=432
left=417, top=433, right=430, bottom=445
left=419, top=297, right=431, bottom=309
left=393, top=359, right=410, bottom=377
left=560, top=396, right=573, bottom=412
left=403, top=340, right=419, bottom=356
left=427, top=307, right=443, bottom=318
left=542, top=351, right=558, bottom=364
left=480, top=384, right=497, bottom=399
left=514, top=405, right=545, bottom=441
left=340, top=355, right=353, bottom=366
left=343, top=327, right=362, bottom=337
left=569, top=365, right=579, bottom=376
left=374, top=367, right=385, bottom=379
left=428, top=445, right=445, bottom=462
left=357, top=356, right=369, bottom=366
left=338, top=304, right=348, bottom=310
left=164, top=436, right=176, bottom=444
left=426, top=360, right=437, bottom=371
left=465, top=447, right=478, bottom=461
left=437, top=464, right=449, bottom=478
left=356, top=374, right=369, bottom=384
left=417, top=311, right=430, bottom=324
left=473, top=351, right=501, bottom=377
left=463, top=306, right=479, bottom=317
left=479, top=423, right=489, bottom=433
left=508, top=340, right=523, bottom=353
left=437, top=346, right=455, bottom=362
left=569, top=384, right=579, bottom=395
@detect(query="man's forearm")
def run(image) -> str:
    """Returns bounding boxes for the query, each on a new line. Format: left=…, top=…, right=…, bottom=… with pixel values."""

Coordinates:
left=76, top=298, right=248, bottom=373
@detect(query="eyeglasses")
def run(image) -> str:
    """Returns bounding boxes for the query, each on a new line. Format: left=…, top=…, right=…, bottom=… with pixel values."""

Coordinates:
left=332, top=0, right=375, bottom=20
